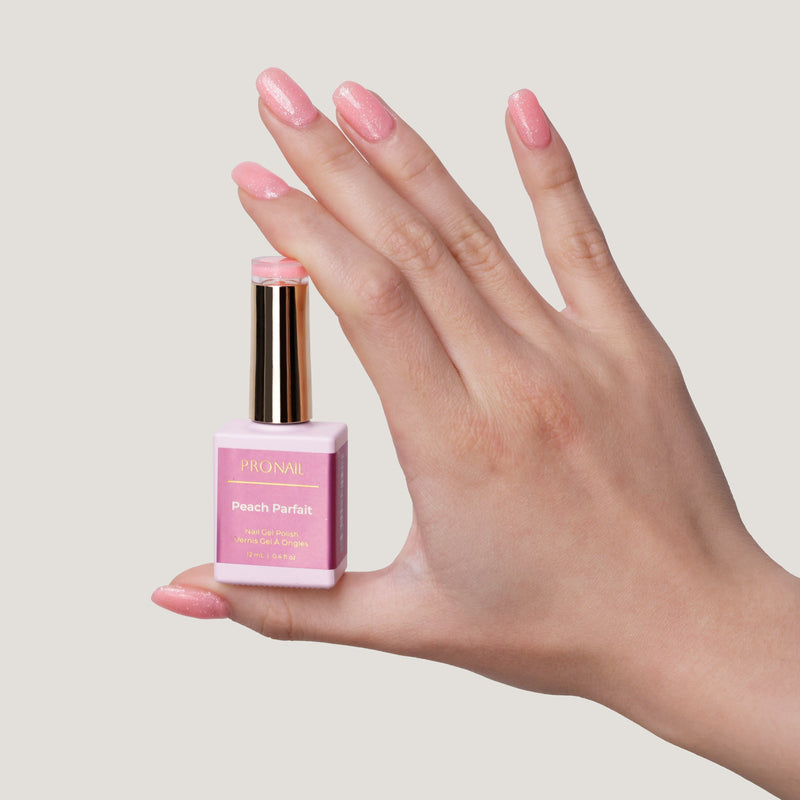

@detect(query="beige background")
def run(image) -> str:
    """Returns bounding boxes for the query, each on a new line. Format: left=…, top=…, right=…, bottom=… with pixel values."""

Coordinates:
left=1, top=0, right=797, bottom=797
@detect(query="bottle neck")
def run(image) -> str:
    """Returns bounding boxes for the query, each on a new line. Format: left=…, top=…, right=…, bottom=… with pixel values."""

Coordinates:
left=249, top=280, right=311, bottom=424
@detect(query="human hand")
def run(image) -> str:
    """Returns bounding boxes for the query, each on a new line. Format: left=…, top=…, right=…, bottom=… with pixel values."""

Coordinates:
left=153, top=69, right=800, bottom=797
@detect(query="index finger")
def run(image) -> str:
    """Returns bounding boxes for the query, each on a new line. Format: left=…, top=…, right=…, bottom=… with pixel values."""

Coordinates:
left=230, top=162, right=467, bottom=459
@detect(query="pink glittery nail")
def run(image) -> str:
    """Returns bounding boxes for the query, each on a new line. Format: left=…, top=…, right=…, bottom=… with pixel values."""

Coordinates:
left=333, top=81, right=395, bottom=143
left=256, top=68, right=318, bottom=128
left=508, top=89, right=551, bottom=149
left=231, top=162, right=291, bottom=199
left=151, top=585, right=229, bottom=619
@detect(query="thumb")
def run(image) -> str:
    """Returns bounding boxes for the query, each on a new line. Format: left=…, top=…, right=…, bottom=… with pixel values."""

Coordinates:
left=151, top=563, right=423, bottom=652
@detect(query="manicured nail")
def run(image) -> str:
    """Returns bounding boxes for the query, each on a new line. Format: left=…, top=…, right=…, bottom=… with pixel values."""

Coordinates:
left=256, top=67, right=318, bottom=127
left=231, top=161, right=291, bottom=199
left=333, top=81, right=395, bottom=143
left=508, top=89, right=551, bottom=149
left=151, top=585, right=229, bottom=619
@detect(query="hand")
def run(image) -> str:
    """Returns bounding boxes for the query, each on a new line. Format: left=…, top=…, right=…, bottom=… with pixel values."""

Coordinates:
left=153, top=69, right=800, bottom=798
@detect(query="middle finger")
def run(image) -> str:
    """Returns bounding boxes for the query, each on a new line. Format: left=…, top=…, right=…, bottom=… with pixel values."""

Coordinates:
left=255, top=68, right=507, bottom=372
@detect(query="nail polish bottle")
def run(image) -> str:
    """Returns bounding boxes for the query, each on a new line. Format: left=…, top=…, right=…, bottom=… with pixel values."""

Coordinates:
left=214, top=257, right=347, bottom=588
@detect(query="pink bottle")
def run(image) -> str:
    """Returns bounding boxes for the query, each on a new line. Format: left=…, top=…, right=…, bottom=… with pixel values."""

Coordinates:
left=214, top=257, right=347, bottom=588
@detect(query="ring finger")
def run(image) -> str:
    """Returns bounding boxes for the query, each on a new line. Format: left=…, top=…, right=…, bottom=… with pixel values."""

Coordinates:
left=331, top=80, right=556, bottom=331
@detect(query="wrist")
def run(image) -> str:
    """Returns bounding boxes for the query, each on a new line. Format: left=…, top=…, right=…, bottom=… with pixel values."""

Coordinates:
left=588, top=535, right=800, bottom=796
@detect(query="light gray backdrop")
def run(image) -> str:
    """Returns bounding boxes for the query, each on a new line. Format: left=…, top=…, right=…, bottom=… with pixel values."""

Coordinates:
left=2, top=0, right=797, bottom=797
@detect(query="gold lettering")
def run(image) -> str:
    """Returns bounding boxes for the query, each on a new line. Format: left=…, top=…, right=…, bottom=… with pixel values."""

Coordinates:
left=238, top=458, right=305, bottom=474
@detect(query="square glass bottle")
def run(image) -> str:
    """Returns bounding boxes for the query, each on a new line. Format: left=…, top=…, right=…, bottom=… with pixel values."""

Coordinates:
left=214, top=257, right=347, bottom=588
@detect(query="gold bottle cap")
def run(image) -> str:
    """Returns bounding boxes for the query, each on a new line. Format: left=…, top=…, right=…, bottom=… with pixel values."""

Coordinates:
left=249, top=257, right=311, bottom=424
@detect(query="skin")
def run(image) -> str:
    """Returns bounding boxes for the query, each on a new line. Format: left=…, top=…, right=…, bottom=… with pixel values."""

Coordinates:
left=157, top=76, right=800, bottom=798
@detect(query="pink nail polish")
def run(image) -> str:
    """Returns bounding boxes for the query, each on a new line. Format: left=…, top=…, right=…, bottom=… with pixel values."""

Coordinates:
left=231, top=162, right=290, bottom=200
left=333, top=81, right=395, bottom=143
left=256, top=68, right=318, bottom=128
left=151, top=586, right=229, bottom=619
left=508, top=89, right=551, bottom=149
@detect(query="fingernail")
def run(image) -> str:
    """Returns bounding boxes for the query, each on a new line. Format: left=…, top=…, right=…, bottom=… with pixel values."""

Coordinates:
left=151, top=585, right=229, bottom=619
left=508, top=89, right=551, bottom=149
left=333, top=81, right=395, bottom=143
left=256, top=67, right=318, bottom=128
left=231, top=161, right=291, bottom=199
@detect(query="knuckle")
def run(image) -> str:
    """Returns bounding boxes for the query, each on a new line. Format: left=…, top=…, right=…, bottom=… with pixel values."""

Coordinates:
left=614, top=328, right=687, bottom=401
left=625, top=322, right=678, bottom=372
left=447, top=215, right=506, bottom=279
left=452, top=405, right=508, bottom=468
left=644, top=338, right=684, bottom=389
left=458, top=364, right=579, bottom=469
left=558, top=225, right=615, bottom=275
left=539, top=157, right=581, bottom=195
left=516, top=373, right=578, bottom=447
left=258, top=594, right=298, bottom=641
left=315, top=139, right=362, bottom=178
left=353, top=268, right=411, bottom=323
left=537, top=156, right=619, bottom=280
left=396, top=147, right=445, bottom=189
left=376, top=213, right=444, bottom=273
